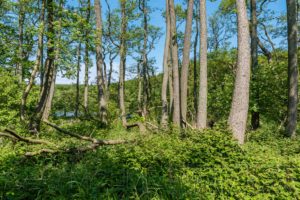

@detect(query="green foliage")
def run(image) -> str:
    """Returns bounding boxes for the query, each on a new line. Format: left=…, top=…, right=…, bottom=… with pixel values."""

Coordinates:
left=0, top=69, right=21, bottom=128
left=0, top=121, right=300, bottom=199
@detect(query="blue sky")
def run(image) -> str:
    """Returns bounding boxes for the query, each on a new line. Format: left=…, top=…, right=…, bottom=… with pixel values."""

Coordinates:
left=57, top=0, right=286, bottom=84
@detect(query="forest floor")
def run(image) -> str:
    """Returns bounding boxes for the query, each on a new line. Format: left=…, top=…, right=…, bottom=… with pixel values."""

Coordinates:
left=0, top=119, right=300, bottom=199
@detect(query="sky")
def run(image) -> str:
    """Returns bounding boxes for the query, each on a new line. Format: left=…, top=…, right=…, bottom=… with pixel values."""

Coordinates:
left=56, top=0, right=287, bottom=84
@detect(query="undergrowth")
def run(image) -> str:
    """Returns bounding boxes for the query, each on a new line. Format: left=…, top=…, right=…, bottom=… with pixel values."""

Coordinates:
left=0, top=120, right=299, bottom=199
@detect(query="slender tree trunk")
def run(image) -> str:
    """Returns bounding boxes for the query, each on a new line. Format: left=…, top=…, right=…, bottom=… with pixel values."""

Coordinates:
left=197, top=0, right=208, bottom=129
left=228, top=0, right=251, bottom=144
left=168, top=49, right=173, bottom=115
left=250, top=0, right=260, bottom=130
left=20, top=0, right=45, bottom=121
left=83, top=0, right=91, bottom=112
left=42, top=0, right=63, bottom=121
left=137, top=61, right=143, bottom=112
left=180, top=0, right=194, bottom=126
left=29, top=0, right=55, bottom=131
left=193, top=9, right=199, bottom=120
left=161, top=0, right=171, bottom=128
left=75, top=43, right=81, bottom=118
left=169, top=0, right=181, bottom=126
left=17, top=0, right=24, bottom=84
left=141, top=0, right=150, bottom=118
left=286, top=0, right=298, bottom=137
left=119, top=0, right=128, bottom=127
left=94, top=0, right=108, bottom=125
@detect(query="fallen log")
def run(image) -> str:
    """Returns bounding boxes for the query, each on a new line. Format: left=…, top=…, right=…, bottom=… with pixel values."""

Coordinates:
left=2, top=129, right=56, bottom=147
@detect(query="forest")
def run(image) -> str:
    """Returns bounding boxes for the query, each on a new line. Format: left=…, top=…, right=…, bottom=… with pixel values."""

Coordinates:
left=0, top=0, right=299, bottom=199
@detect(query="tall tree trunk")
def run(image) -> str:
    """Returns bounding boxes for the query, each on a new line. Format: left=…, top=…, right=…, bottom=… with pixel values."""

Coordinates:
left=83, top=0, right=91, bottom=112
left=29, top=0, right=55, bottom=131
left=169, top=0, right=181, bottom=126
left=17, top=0, right=24, bottom=84
left=94, top=0, right=108, bottom=125
left=75, top=43, right=81, bottom=118
left=228, top=0, right=251, bottom=144
left=197, top=0, right=208, bottom=129
left=193, top=8, right=199, bottom=120
left=119, top=0, right=128, bottom=127
left=42, top=0, right=63, bottom=121
left=180, top=0, right=194, bottom=126
left=250, top=0, right=260, bottom=130
left=141, top=0, right=150, bottom=118
left=286, top=0, right=298, bottom=138
left=161, top=0, right=171, bottom=128
left=20, top=0, right=45, bottom=121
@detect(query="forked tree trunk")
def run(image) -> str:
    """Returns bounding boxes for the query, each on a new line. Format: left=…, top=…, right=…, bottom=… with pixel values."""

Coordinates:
left=161, top=0, right=171, bottom=128
left=119, top=0, right=128, bottom=127
left=250, top=0, right=260, bottom=130
left=197, top=0, right=207, bottom=129
left=20, top=0, right=45, bottom=121
left=29, top=0, right=55, bottom=131
left=228, top=0, right=251, bottom=144
left=169, top=0, right=181, bottom=126
left=94, top=0, right=108, bottom=125
left=41, top=0, right=63, bottom=121
left=286, top=0, right=298, bottom=138
left=180, top=0, right=194, bottom=126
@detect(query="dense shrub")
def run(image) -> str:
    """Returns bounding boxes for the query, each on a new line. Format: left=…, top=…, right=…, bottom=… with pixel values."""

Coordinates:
left=0, top=124, right=299, bottom=199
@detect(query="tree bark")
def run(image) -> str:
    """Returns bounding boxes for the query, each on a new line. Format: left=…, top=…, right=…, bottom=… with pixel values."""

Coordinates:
left=141, top=0, right=150, bottom=118
left=228, top=0, right=251, bottom=144
left=193, top=7, right=199, bottom=119
left=42, top=69, right=56, bottom=120
left=168, top=49, right=173, bottom=115
left=250, top=0, right=260, bottom=130
left=161, top=0, right=171, bottom=128
left=94, top=0, right=108, bottom=125
left=169, top=0, right=181, bottom=126
left=20, top=0, right=45, bottom=121
left=118, top=0, right=128, bottom=127
left=29, top=0, right=55, bottom=131
left=180, top=0, right=194, bottom=127
left=41, top=0, right=63, bottom=121
left=75, top=43, right=81, bottom=118
left=17, top=0, right=25, bottom=84
left=197, top=0, right=208, bottom=129
left=286, top=0, right=298, bottom=138
left=83, top=0, right=91, bottom=112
